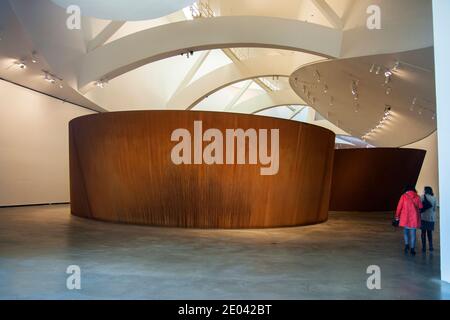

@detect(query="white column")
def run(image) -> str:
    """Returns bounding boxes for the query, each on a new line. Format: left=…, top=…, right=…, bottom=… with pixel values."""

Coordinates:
left=432, top=0, right=450, bottom=283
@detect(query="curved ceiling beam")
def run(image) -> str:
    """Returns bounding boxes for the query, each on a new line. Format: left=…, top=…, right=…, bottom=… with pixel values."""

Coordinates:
left=77, top=16, right=343, bottom=91
left=231, top=89, right=306, bottom=114
left=167, top=54, right=325, bottom=110
left=228, top=89, right=347, bottom=135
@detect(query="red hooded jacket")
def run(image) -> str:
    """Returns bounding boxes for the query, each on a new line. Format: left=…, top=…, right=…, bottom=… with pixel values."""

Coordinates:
left=395, top=191, right=423, bottom=228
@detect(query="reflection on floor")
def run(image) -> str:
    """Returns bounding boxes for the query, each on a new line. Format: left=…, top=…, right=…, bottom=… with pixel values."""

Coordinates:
left=0, top=204, right=449, bottom=299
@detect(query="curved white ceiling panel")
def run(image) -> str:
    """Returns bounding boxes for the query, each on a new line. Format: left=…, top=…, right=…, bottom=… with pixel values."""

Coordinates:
left=290, top=47, right=436, bottom=147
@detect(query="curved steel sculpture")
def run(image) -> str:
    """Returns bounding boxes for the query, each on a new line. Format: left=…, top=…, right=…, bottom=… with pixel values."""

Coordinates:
left=329, top=148, right=426, bottom=212
left=69, top=111, right=335, bottom=228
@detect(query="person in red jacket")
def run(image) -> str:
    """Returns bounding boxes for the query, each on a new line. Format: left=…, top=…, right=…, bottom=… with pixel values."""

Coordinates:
left=395, top=185, right=423, bottom=255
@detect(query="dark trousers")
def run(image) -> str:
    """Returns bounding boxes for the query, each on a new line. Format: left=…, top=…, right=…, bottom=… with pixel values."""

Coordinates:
left=421, top=229, right=433, bottom=250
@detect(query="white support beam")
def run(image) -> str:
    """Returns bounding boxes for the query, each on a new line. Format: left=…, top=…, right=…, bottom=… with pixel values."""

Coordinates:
left=222, top=48, right=274, bottom=93
left=289, top=106, right=307, bottom=120
left=310, top=0, right=343, bottom=30
left=87, top=21, right=126, bottom=52
left=170, top=50, right=211, bottom=100
left=306, top=107, right=316, bottom=123
left=224, top=80, right=253, bottom=111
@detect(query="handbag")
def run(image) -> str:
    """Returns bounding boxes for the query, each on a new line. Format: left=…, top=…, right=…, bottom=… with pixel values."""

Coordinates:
left=392, top=218, right=400, bottom=227
left=421, top=195, right=432, bottom=213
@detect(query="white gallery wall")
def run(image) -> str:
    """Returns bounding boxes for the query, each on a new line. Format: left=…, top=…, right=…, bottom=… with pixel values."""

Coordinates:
left=405, top=132, right=439, bottom=199
left=433, top=0, right=450, bottom=283
left=0, top=79, right=95, bottom=206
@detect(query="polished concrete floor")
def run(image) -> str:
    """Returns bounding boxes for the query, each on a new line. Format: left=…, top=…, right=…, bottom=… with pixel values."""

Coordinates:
left=0, top=204, right=449, bottom=300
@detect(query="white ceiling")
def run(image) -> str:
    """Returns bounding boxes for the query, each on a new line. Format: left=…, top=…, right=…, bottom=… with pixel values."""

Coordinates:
left=0, top=0, right=437, bottom=144
left=0, top=0, right=105, bottom=111
left=50, top=0, right=195, bottom=21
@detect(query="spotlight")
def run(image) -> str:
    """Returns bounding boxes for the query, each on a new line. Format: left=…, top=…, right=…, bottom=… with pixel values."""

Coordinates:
left=361, top=106, right=392, bottom=140
left=375, top=66, right=381, bottom=75
left=393, top=60, right=400, bottom=71
left=315, top=70, right=321, bottom=83
left=31, top=51, right=38, bottom=64
left=384, top=77, right=391, bottom=85
left=329, top=96, right=334, bottom=107
left=16, top=60, right=27, bottom=69
left=323, top=84, right=328, bottom=94
left=44, top=72, right=55, bottom=83
left=369, top=64, right=375, bottom=73
left=95, top=79, right=108, bottom=88
left=351, top=80, right=358, bottom=96
left=410, top=97, right=417, bottom=111
left=181, top=51, right=194, bottom=59
left=384, top=70, right=392, bottom=78
left=385, top=87, right=392, bottom=95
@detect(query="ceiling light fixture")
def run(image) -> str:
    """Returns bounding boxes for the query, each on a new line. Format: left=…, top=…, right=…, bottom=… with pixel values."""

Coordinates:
left=410, top=97, right=417, bottom=111
left=181, top=50, right=194, bottom=59
left=351, top=80, right=359, bottom=98
left=95, top=79, right=109, bottom=88
left=314, top=70, right=321, bottom=83
left=16, top=60, right=27, bottom=69
left=392, top=60, right=400, bottom=71
left=44, top=72, right=56, bottom=83
left=31, top=51, right=38, bottom=64
left=361, top=106, right=392, bottom=140
left=385, top=87, right=392, bottom=95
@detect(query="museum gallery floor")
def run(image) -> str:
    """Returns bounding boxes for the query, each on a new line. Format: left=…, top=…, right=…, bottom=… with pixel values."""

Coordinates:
left=0, top=204, right=449, bottom=299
